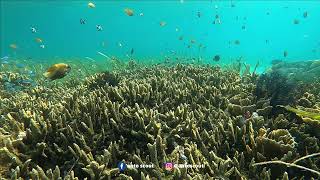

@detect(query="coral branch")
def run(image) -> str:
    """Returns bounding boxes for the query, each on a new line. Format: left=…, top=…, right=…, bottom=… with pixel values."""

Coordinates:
left=253, top=153, right=320, bottom=177
left=293, top=152, right=320, bottom=164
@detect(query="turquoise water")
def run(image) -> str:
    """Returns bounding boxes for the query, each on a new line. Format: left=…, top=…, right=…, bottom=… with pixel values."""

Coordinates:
left=1, top=0, right=320, bottom=70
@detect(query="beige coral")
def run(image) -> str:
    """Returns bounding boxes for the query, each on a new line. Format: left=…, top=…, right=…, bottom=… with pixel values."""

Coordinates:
left=256, top=129, right=296, bottom=159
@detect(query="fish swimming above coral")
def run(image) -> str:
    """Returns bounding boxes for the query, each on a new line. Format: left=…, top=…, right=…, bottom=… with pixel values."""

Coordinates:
left=88, top=2, right=95, bottom=8
left=213, top=55, right=220, bottom=62
left=35, top=38, right=43, bottom=43
left=43, top=63, right=71, bottom=80
left=10, top=44, right=18, bottom=49
left=160, top=21, right=166, bottom=27
left=124, top=8, right=134, bottom=16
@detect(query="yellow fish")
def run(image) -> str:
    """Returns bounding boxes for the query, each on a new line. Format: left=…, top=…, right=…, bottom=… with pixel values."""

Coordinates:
left=10, top=44, right=18, bottom=49
left=124, top=8, right=134, bottom=16
left=43, top=63, right=71, bottom=80
left=35, top=38, right=43, bottom=43
left=88, top=2, right=95, bottom=8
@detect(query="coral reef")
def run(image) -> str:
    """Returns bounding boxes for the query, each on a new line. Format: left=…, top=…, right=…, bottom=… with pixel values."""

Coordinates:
left=256, top=128, right=296, bottom=159
left=0, top=72, right=35, bottom=95
left=1, top=64, right=320, bottom=179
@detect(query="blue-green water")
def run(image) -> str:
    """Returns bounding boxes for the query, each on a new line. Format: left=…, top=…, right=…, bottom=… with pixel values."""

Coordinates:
left=1, top=0, right=320, bottom=70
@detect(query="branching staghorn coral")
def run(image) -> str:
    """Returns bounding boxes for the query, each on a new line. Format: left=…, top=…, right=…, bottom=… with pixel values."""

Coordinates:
left=1, top=64, right=320, bottom=179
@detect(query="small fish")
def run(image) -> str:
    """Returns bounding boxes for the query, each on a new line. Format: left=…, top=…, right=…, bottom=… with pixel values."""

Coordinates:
left=190, top=39, right=196, bottom=44
left=139, top=12, right=144, bottom=16
left=303, top=11, right=308, bottom=18
left=1, top=60, right=9, bottom=64
left=241, top=25, right=246, bottom=30
left=27, top=70, right=36, bottom=76
left=1, top=56, right=9, bottom=61
left=265, top=39, right=269, bottom=44
left=124, top=8, right=134, bottom=16
left=40, top=44, right=45, bottom=49
left=30, top=26, right=37, bottom=33
left=213, top=55, right=220, bottom=62
left=178, top=35, right=183, bottom=40
left=293, top=19, right=299, bottom=24
left=80, top=18, right=86, bottom=24
left=16, top=63, right=26, bottom=68
left=243, top=111, right=251, bottom=119
left=10, top=44, right=18, bottom=49
left=234, top=40, right=240, bottom=45
left=43, top=63, right=71, bottom=80
left=130, top=48, right=134, bottom=55
left=180, top=154, right=188, bottom=161
left=88, top=2, right=95, bottom=8
left=96, top=25, right=103, bottom=31
left=213, top=15, right=221, bottom=24
left=170, top=50, right=176, bottom=55
left=35, top=38, right=43, bottom=43
left=197, top=11, right=201, bottom=18
left=16, top=79, right=35, bottom=86
left=118, top=42, right=123, bottom=47
left=283, top=50, right=288, bottom=57
left=160, top=21, right=166, bottom=26
left=85, top=57, right=94, bottom=61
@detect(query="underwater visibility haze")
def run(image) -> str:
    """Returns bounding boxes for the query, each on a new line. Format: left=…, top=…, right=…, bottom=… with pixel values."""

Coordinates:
left=1, top=1, right=320, bottom=179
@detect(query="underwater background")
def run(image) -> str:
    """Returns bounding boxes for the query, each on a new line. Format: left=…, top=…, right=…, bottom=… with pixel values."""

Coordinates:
left=1, top=1, right=320, bottom=71
left=2, top=1, right=320, bottom=180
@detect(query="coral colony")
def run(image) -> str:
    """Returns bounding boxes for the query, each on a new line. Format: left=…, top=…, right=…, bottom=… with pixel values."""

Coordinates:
left=1, top=62, right=320, bottom=179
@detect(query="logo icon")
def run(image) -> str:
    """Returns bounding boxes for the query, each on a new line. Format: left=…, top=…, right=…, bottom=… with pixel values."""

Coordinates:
left=118, top=161, right=127, bottom=172
left=164, top=162, right=173, bottom=171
